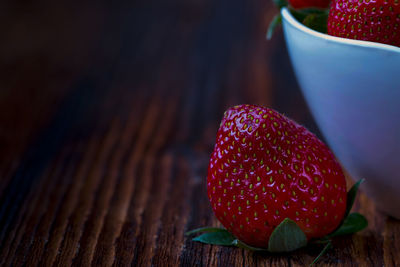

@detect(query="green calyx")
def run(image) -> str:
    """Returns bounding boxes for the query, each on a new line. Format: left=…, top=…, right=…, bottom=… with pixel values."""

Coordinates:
left=267, top=0, right=329, bottom=40
left=185, top=218, right=307, bottom=253
left=268, top=218, right=307, bottom=252
left=186, top=179, right=368, bottom=265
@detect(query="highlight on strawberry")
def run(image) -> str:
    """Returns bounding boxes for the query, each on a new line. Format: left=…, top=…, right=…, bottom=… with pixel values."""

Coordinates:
left=186, top=105, right=367, bottom=265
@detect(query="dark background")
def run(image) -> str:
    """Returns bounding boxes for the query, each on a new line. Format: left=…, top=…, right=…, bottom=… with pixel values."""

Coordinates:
left=1, top=1, right=397, bottom=266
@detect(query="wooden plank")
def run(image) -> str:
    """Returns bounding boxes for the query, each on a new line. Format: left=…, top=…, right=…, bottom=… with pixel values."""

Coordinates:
left=1, top=0, right=400, bottom=266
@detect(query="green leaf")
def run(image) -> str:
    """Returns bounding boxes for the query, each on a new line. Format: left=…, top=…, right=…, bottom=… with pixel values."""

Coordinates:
left=345, top=179, right=365, bottom=218
left=302, top=12, right=328, bottom=33
left=328, top=213, right=368, bottom=238
left=268, top=218, right=307, bottom=252
left=185, top=227, right=226, bottom=236
left=289, top=7, right=328, bottom=23
left=310, top=240, right=332, bottom=266
left=266, top=14, right=282, bottom=40
left=192, top=230, right=236, bottom=246
left=233, top=239, right=268, bottom=252
left=273, top=0, right=288, bottom=8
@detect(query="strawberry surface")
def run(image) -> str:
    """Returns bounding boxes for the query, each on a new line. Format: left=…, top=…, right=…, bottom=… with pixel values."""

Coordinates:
left=207, top=105, right=347, bottom=248
left=289, top=0, right=330, bottom=9
left=327, top=0, right=400, bottom=47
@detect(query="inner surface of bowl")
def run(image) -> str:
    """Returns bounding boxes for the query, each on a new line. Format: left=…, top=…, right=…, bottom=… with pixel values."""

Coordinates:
left=281, top=7, right=400, bottom=218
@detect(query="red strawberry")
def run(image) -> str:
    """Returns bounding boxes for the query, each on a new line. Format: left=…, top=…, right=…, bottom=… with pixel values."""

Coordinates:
left=327, top=0, right=400, bottom=47
left=207, top=105, right=347, bottom=248
left=289, top=0, right=330, bottom=9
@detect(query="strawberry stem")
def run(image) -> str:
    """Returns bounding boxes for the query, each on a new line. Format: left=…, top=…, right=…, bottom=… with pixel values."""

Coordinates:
left=273, top=0, right=288, bottom=8
left=310, top=240, right=332, bottom=266
left=266, top=14, right=282, bottom=40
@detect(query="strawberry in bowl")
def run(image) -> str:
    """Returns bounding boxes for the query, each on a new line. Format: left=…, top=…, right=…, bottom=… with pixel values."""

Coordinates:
left=328, top=0, right=400, bottom=47
left=288, top=0, right=330, bottom=9
left=187, top=105, right=367, bottom=264
left=280, top=3, right=400, bottom=220
left=268, top=0, right=400, bottom=221
left=269, top=0, right=400, bottom=48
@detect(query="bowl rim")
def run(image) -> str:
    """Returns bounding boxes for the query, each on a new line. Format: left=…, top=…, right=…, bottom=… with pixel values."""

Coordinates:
left=281, top=7, right=400, bottom=54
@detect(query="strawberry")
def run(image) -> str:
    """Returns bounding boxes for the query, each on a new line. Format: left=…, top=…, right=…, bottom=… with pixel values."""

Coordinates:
left=206, top=104, right=347, bottom=248
left=327, top=0, right=400, bottom=47
left=289, top=0, right=330, bottom=9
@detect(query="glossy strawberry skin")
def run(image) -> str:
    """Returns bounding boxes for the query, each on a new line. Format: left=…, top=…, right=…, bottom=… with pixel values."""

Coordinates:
left=289, top=0, right=330, bottom=9
left=207, top=105, right=347, bottom=248
left=327, top=0, right=400, bottom=47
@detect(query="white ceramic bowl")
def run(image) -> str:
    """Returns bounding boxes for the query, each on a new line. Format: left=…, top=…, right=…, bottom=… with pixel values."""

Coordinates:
left=281, top=8, right=400, bottom=218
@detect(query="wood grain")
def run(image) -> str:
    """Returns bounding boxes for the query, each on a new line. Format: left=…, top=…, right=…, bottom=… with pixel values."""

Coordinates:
left=1, top=0, right=399, bottom=266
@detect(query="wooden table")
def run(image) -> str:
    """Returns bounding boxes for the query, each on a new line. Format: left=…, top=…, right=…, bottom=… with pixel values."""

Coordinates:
left=1, top=1, right=399, bottom=266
